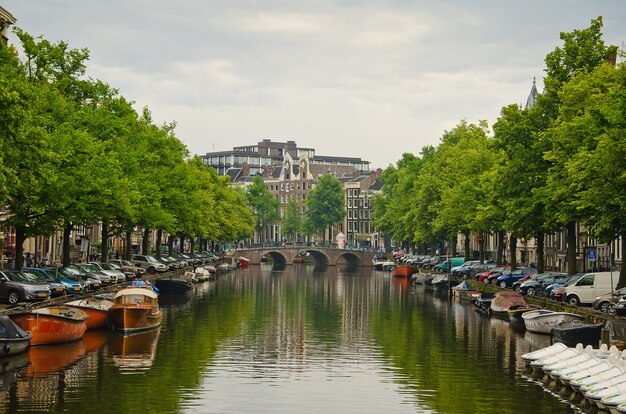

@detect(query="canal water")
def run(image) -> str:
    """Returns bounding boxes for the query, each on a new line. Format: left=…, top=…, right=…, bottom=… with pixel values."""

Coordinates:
left=0, top=265, right=579, bottom=413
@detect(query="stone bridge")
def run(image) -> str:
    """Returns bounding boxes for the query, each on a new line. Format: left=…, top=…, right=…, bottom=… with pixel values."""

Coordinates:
left=231, top=247, right=376, bottom=267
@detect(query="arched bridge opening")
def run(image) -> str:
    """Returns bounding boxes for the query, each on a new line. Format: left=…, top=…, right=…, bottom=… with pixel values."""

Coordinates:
left=262, top=251, right=287, bottom=266
left=336, top=252, right=361, bottom=267
left=300, top=250, right=330, bottom=266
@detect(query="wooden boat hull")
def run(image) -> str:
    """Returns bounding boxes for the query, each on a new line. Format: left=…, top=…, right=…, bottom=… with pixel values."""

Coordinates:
left=522, top=310, right=584, bottom=334
left=10, top=308, right=88, bottom=346
left=552, top=321, right=603, bottom=347
left=392, top=265, right=418, bottom=278
left=66, top=298, right=113, bottom=330
left=110, top=306, right=162, bottom=334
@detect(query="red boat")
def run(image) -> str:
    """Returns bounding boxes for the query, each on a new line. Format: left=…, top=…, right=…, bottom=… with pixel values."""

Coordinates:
left=66, top=297, right=114, bottom=330
left=237, top=257, right=250, bottom=267
left=10, top=306, right=89, bottom=345
left=392, top=264, right=418, bottom=278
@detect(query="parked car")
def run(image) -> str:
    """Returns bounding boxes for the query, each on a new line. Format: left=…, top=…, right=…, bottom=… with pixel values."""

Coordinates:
left=108, top=259, right=146, bottom=278
left=61, top=266, right=102, bottom=291
left=0, top=270, right=51, bottom=304
left=69, top=264, right=113, bottom=286
left=494, top=268, right=538, bottom=288
left=517, top=272, right=568, bottom=296
left=565, top=271, right=619, bottom=306
left=39, top=267, right=87, bottom=294
left=592, top=287, right=626, bottom=314
left=21, top=267, right=69, bottom=297
left=433, top=257, right=466, bottom=273
left=454, top=262, right=496, bottom=279
left=547, top=273, right=585, bottom=301
left=450, top=260, right=481, bottom=277
left=131, top=254, right=168, bottom=274
left=89, top=262, right=126, bottom=282
left=476, top=266, right=510, bottom=283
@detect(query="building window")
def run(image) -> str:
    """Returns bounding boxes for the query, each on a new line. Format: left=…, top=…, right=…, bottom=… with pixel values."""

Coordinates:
left=348, top=210, right=352, bottom=219
left=348, top=189, right=353, bottom=197
left=348, top=199, right=353, bottom=208
left=348, top=222, right=352, bottom=231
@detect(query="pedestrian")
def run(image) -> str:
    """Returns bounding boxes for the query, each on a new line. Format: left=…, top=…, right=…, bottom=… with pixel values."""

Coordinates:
left=24, top=253, right=33, bottom=267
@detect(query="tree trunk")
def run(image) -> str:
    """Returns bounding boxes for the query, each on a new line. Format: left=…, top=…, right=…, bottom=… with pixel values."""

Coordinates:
left=190, top=237, right=195, bottom=255
left=451, top=236, right=458, bottom=257
left=328, top=224, right=333, bottom=245
left=496, top=230, right=505, bottom=266
left=142, top=228, right=150, bottom=255
left=100, top=220, right=108, bottom=262
left=536, top=231, right=545, bottom=273
left=566, top=221, right=577, bottom=276
left=14, top=225, right=26, bottom=269
left=618, top=234, right=626, bottom=289
left=62, top=221, right=72, bottom=267
left=124, top=230, right=132, bottom=260
left=168, top=235, right=174, bottom=256
left=510, top=234, right=518, bottom=270
left=478, top=232, right=485, bottom=264
left=156, top=229, right=163, bottom=258
left=463, top=231, right=470, bottom=262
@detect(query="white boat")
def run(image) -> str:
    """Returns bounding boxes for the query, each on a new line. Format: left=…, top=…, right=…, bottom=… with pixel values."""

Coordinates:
left=530, top=345, right=583, bottom=376
left=411, top=272, right=428, bottom=285
left=522, top=309, right=584, bottom=334
left=521, top=342, right=568, bottom=367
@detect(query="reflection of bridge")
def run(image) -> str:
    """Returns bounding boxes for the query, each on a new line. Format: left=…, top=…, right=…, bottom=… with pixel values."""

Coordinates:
left=231, top=247, right=376, bottom=267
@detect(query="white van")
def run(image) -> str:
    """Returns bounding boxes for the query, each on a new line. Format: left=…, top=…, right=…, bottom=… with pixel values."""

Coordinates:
left=565, top=272, right=619, bottom=306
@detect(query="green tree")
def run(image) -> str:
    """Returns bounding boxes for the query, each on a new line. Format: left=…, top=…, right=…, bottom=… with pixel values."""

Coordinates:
left=305, top=174, right=345, bottom=244
left=246, top=176, right=278, bottom=245
left=539, top=16, right=617, bottom=275
left=282, top=197, right=303, bottom=243
left=547, top=62, right=626, bottom=285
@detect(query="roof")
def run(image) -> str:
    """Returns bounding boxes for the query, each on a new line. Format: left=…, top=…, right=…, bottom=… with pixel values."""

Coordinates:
left=369, top=179, right=384, bottom=191
left=114, top=287, right=159, bottom=299
left=225, top=168, right=242, bottom=182
left=525, top=77, right=539, bottom=110
left=271, top=166, right=283, bottom=178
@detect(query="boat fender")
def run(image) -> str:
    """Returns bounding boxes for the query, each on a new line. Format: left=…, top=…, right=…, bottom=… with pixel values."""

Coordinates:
left=3, top=344, right=10, bottom=354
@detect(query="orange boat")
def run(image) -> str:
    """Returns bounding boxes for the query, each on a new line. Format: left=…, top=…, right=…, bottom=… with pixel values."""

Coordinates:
left=391, top=264, right=418, bottom=278
left=66, top=297, right=114, bottom=330
left=110, top=287, right=162, bottom=333
left=10, top=306, right=89, bottom=346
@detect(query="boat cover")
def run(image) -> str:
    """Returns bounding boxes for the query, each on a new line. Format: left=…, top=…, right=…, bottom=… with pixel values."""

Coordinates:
left=0, top=315, right=30, bottom=339
left=492, top=291, right=527, bottom=309
left=452, top=280, right=473, bottom=290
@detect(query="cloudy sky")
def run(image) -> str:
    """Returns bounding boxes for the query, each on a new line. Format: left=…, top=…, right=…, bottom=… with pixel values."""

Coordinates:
left=4, top=1, right=625, bottom=168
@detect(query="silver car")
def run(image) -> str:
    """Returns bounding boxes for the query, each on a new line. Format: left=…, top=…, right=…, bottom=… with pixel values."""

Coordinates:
left=90, top=262, right=126, bottom=282
left=131, top=254, right=168, bottom=274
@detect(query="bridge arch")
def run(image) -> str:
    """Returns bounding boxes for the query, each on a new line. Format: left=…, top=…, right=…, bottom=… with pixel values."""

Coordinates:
left=262, top=251, right=287, bottom=266
left=335, top=251, right=361, bottom=266
left=299, top=249, right=330, bottom=266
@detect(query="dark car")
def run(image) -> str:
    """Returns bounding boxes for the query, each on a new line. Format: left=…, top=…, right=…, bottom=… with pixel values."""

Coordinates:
left=69, top=264, right=113, bottom=286
left=108, top=259, right=146, bottom=279
left=0, top=270, right=51, bottom=304
left=592, top=287, right=626, bottom=314
left=548, top=273, right=585, bottom=301
left=21, top=267, right=70, bottom=297
left=494, top=268, right=539, bottom=288
left=454, top=262, right=496, bottom=280
left=60, top=266, right=102, bottom=291
left=517, top=272, right=568, bottom=296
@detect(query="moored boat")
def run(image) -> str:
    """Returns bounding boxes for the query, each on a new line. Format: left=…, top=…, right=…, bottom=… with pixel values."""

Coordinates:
left=110, top=287, right=162, bottom=333
left=66, top=297, right=114, bottom=330
left=552, top=319, right=603, bottom=347
left=490, top=291, right=528, bottom=318
left=521, top=309, right=584, bottom=334
left=10, top=306, right=89, bottom=345
left=392, top=264, right=418, bottom=278
left=507, top=304, right=542, bottom=320
left=154, top=277, right=193, bottom=294
left=0, top=315, right=32, bottom=356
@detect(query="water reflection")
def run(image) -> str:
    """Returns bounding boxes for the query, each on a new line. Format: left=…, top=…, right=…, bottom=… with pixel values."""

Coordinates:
left=108, top=328, right=161, bottom=373
left=0, top=267, right=577, bottom=414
